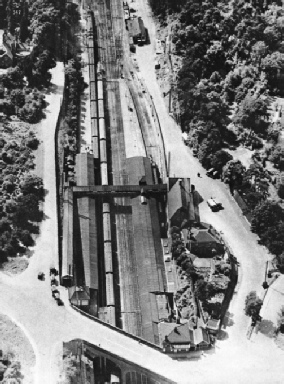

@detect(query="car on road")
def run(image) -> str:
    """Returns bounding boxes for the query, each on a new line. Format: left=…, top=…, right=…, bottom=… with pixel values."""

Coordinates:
left=56, top=298, right=64, bottom=306
left=206, top=168, right=220, bottom=179
left=207, top=198, right=223, bottom=212
left=38, top=272, right=45, bottom=281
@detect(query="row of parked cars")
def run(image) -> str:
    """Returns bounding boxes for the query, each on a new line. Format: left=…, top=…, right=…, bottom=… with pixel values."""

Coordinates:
left=38, top=268, right=64, bottom=306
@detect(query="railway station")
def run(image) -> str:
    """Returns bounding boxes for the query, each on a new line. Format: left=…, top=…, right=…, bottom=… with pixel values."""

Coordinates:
left=59, top=0, right=203, bottom=346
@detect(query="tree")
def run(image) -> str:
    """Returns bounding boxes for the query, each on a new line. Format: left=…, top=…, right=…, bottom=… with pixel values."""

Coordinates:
left=20, top=175, right=44, bottom=198
left=251, top=200, right=284, bottom=237
left=0, top=67, right=24, bottom=89
left=277, top=306, right=284, bottom=333
left=211, top=150, right=233, bottom=172
left=276, top=252, right=284, bottom=273
left=9, top=90, right=25, bottom=109
left=278, top=183, right=284, bottom=199
left=243, top=190, right=264, bottom=211
left=233, top=93, right=269, bottom=132
left=244, top=291, right=262, bottom=318
left=268, top=145, right=284, bottom=169
left=251, top=41, right=267, bottom=66
left=222, top=159, right=245, bottom=187
left=17, top=229, right=34, bottom=247
left=258, top=223, right=284, bottom=255
left=194, top=279, right=218, bottom=302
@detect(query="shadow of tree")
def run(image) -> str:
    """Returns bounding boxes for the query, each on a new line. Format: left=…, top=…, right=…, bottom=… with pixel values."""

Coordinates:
left=217, top=329, right=229, bottom=341
left=258, top=319, right=276, bottom=338
left=222, top=311, right=234, bottom=328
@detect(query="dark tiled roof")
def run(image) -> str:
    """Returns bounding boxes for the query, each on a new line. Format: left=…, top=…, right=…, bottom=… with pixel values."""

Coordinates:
left=193, top=229, right=220, bottom=244
left=166, top=322, right=210, bottom=346
left=167, top=323, right=194, bottom=344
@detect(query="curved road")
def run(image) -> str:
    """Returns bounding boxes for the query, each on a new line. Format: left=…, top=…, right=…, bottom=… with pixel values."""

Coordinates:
left=133, top=0, right=284, bottom=382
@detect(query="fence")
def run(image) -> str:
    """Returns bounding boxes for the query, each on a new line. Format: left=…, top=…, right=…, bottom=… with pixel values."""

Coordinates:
left=54, top=79, right=67, bottom=277
left=233, top=190, right=253, bottom=223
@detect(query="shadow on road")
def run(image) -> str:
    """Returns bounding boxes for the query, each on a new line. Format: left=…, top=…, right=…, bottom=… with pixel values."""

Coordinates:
left=222, top=310, right=235, bottom=328
left=217, top=329, right=229, bottom=341
left=258, top=319, right=276, bottom=338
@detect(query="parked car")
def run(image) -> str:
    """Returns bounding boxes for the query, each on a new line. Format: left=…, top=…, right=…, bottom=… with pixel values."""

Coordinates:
left=206, top=168, right=220, bottom=178
left=38, top=272, right=45, bottom=281
left=207, top=198, right=223, bottom=212
left=50, top=268, right=58, bottom=276
left=57, top=299, right=64, bottom=306
left=52, top=289, right=59, bottom=298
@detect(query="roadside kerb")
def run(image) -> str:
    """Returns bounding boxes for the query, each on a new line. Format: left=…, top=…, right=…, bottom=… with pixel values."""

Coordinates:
left=70, top=304, right=163, bottom=352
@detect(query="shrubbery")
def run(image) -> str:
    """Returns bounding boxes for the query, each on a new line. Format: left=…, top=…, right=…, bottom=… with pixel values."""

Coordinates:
left=251, top=200, right=284, bottom=255
left=0, top=135, right=44, bottom=263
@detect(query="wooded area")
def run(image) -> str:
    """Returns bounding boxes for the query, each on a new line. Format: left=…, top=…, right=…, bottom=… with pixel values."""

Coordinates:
left=150, top=0, right=284, bottom=265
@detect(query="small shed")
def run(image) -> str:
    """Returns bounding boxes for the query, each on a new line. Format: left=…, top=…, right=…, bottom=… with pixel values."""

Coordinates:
left=70, top=288, right=90, bottom=307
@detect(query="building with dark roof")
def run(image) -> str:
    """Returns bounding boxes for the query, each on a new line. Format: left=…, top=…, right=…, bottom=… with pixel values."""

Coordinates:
left=188, top=228, right=224, bottom=257
left=162, top=320, right=211, bottom=355
left=168, top=178, right=203, bottom=228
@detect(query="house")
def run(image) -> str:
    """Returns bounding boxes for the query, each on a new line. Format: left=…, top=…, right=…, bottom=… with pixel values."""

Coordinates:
left=188, top=228, right=224, bottom=257
left=162, top=320, right=211, bottom=355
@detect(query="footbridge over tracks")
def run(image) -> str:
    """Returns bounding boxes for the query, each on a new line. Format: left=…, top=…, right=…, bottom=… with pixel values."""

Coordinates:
left=73, top=183, right=168, bottom=198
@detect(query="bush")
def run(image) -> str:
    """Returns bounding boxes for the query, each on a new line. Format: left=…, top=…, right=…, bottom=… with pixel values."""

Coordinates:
left=245, top=291, right=262, bottom=319
left=251, top=201, right=284, bottom=237
left=278, top=183, right=284, bottom=199
left=211, top=150, right=233, bottom=172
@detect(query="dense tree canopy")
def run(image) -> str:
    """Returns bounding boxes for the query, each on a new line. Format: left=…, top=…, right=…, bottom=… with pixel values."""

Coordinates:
left=245, top=291, right=263, bottom=319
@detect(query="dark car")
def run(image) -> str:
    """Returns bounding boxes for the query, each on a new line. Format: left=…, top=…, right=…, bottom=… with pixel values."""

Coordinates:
left=52, top=289, right=59, bottom=298
left=38, top=272, right=45, bottom=281
left=57, top=299, right=64, bottom=306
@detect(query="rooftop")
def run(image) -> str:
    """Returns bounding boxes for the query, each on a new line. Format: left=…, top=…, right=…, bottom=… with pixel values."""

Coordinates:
left=190, top=229, right=221, bottom=244
left=193, top=258, right=212, bottom=269
left=207, top=319, right=220, bottom=331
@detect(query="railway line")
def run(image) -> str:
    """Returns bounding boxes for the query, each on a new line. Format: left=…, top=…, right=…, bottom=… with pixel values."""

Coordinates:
left=61, top=0, right=170, bottom=343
